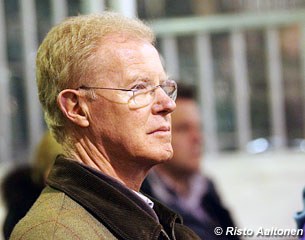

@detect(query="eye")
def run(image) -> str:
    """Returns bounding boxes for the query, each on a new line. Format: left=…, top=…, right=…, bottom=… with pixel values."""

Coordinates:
left=130, top=83, right=148, bottom=91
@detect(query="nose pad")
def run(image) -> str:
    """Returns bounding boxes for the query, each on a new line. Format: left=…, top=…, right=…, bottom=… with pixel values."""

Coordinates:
left=152, top=87, right=176, bottom=114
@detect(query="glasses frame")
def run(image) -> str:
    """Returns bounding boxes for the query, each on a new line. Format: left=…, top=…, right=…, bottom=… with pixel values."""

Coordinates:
left=76, top=79, right=177, bottom=107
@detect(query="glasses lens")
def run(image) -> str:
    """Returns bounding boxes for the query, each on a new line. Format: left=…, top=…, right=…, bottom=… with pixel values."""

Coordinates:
left=128, top=80, right=177, bottom=109
left=161, top=80, right=177, bottom=101
left=128, top=88, right=154, bottom=109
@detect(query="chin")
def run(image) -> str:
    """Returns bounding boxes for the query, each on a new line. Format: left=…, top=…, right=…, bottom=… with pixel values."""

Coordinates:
left=161, top=150, right=174, bottom=163
left=140, top=141, right=173, bottom=163
left=162, top=144, right=173, bottom=158
left=150, top=148, right=173, bottom=164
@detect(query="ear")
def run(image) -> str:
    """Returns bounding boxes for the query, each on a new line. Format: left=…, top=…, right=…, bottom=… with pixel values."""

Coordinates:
left=57, top=89, right=90, bottom=127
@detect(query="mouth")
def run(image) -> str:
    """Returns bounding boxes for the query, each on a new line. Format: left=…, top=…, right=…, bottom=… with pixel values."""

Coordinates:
left=148, top=126, right=171, bottom=135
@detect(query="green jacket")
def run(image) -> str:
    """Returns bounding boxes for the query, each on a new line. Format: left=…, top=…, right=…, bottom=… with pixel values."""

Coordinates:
left=10, top=157, right=200, bottom=240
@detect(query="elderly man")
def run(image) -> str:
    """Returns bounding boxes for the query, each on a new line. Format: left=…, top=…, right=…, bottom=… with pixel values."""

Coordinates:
left=142, top=84, right=239, bottom=240
left=10, top=13, right=200, bottom=240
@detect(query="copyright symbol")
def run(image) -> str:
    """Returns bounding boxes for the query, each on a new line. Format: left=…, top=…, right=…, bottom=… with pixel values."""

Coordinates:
left=214, top=227, right=223, bottom=236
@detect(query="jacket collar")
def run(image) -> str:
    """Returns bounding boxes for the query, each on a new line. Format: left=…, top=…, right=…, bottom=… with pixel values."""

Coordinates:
left=47, top=156, right=181, bottom=240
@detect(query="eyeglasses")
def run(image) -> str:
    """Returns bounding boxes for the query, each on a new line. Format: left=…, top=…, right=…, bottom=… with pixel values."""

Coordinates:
left=77, top=79, right=177, bottom=109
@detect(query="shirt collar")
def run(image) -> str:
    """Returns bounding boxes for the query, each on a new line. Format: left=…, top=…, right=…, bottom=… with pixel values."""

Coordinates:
left=133, top=190, right=154, bottom=208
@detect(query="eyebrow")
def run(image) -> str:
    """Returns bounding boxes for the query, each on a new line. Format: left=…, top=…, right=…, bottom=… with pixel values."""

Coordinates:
left=131, top=77, right=168, bottom=85
left=124, top=72, right=170, bottom=88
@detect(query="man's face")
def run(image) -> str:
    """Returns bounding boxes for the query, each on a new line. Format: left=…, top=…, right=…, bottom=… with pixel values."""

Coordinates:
left=168, top=98, right=203, bottom=174
left=86, top=38, right=176, bottom=169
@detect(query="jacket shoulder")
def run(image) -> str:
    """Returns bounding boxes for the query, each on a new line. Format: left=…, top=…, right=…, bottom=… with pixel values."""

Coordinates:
left=10, top=187, right=117, bottom=240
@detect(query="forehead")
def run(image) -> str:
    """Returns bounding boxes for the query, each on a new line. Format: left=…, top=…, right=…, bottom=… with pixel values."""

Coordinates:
left=96, top=37, right=167, bottom=85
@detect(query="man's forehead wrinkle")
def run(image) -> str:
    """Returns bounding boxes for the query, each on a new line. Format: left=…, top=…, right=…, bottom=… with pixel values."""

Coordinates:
left=105, top=42, right=145, bottom=85
left=93, top=46, right=124, bottom=86
left=97, top=38, right=168, bottom=86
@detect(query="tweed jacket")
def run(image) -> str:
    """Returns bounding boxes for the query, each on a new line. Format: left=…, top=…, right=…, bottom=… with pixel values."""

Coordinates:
left=10, top=157, right=200, bottom=240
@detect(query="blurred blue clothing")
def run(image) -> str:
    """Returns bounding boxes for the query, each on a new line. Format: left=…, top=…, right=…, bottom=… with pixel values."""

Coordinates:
left=141, top=170, right=240, bottom=240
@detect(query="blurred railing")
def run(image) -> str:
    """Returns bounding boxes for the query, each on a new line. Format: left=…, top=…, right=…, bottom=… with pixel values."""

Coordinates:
left=149, top=9, right=305, bottom=154
left=0, top=0, right=136, bottom=163
left=1, top=1, right=305, bottom=163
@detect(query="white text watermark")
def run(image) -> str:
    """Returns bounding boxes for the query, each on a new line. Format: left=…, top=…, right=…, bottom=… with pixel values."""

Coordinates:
left=214, top=227, right=304, bottom=238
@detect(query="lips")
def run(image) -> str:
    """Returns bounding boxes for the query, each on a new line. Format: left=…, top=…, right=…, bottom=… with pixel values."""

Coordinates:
left=148, top=126, right=170, bottom=134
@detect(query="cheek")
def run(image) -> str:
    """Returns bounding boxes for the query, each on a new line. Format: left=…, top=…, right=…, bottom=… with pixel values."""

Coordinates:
left=89, top=103, right=128, bottom=140
left=114, top=110, right=148, bottom=143
left=90, top=101, right=152, bottom=147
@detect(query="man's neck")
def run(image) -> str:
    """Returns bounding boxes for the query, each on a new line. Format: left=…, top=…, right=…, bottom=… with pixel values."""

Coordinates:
left=67, top=137, right=150, bottom=191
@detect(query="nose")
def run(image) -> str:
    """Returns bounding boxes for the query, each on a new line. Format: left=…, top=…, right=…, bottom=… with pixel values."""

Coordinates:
left=151, top=87, right=176, bottom=114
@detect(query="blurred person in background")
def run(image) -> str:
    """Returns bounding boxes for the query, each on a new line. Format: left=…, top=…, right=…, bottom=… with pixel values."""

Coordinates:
left=1, top=131, right=63, bottom=239
left=141, top=83, right=240, bottom=240
left=10, top=12, right=200, bottom=240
